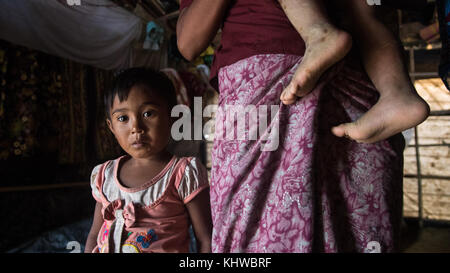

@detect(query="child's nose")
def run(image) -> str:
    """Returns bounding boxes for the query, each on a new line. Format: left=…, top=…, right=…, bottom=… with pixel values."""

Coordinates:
left=131, top=118, right=145, bottom=134
left=132, top=126, right=144, bottom=134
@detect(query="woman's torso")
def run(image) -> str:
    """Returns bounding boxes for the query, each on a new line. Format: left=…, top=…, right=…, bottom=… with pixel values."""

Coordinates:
left=180, top=0, right=306, bottom=89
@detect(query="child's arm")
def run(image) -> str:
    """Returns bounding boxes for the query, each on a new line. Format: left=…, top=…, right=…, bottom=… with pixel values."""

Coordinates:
left=84, top=202, right=104, bottom=253
left=176, top=0, right=231, bottom=61
left=185, top=189, right=212, bottom=253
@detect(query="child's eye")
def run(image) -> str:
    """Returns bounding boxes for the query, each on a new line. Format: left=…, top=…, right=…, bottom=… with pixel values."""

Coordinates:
left=117, top=115, right=128, bottom=122
left=143, top=111, right=153, bottom=118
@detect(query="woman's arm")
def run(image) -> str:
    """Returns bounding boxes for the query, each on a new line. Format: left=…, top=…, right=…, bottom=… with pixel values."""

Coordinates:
left=185, top=189, right=212, bottom=253
left=176, top=0, right=231, bottom=61
left=84, top=202, right=104, bottom=253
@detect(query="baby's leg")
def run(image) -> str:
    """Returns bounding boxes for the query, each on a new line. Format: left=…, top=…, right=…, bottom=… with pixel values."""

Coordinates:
left=331, top=0, right=430, bottom=143
left=279, top=0, right=352, bottom=104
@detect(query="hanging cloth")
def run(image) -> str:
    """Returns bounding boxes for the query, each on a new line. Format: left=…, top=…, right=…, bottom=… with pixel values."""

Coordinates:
left=0, top=0, right=142, bottom=70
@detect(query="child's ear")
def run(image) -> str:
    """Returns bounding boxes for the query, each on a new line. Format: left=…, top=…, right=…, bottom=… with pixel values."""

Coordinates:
left=106, top=118, right=114, bottom=134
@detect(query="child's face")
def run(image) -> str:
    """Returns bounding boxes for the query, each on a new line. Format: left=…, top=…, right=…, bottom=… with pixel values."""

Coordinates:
left=107, top=85, right=172, bottom=159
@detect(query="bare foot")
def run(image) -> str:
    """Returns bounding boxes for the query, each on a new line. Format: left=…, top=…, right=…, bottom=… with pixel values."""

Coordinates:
left=331, top=90, right=430, bottom=143
left=281, top=23, right=352, bottom=104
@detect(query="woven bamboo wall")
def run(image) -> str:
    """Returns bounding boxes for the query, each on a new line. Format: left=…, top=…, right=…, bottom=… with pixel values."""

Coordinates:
left=404, top=78, right=450, bottom=221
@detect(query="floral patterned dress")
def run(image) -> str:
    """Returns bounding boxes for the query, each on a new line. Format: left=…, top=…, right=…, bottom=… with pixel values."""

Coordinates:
left=210, top=52, right=404, bottom=253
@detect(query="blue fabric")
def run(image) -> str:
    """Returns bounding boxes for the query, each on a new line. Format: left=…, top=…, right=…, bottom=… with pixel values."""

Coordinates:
left=7, top=218, right=199, bottom=253
left=7, top=218, right=92, bottom=253
left=438, top=0, right=450, bottom=91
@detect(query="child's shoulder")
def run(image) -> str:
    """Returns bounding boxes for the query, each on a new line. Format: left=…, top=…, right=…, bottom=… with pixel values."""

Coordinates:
left=90, top=155, right=126, bottom=180
left=173, top=156, right=209, bottom=202
left=174, top=156, right=206, bottom=171
left=173, top=156, right=208, bottom=183
left=175, top=155, right=196, bottom=163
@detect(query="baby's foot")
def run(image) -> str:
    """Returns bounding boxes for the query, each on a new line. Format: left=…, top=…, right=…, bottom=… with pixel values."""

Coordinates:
left=281, top=23, right=352, bottom=104
left=331, top=89, right=430, bottom=143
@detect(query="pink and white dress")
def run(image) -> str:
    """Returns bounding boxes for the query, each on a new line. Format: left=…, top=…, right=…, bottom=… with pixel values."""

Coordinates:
left=90, top=155, right=209, bottom=253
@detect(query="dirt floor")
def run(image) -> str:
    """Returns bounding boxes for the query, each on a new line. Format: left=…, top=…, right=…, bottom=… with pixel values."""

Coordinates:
left=400, top=220, right=450, bottom=253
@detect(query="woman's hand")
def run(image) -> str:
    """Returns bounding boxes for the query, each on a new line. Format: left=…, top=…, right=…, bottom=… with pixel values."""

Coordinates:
left=176, top=0, right=231, bottom=61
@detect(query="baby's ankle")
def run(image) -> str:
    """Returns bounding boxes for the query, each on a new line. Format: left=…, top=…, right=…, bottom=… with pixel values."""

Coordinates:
left=303, top=23, right=337, bottom=44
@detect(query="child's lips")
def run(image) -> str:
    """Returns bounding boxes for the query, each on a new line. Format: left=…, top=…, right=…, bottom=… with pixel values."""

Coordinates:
left=131, top=140, right=147, bottom=148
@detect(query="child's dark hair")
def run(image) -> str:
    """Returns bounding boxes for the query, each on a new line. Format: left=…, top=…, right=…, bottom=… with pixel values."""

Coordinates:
left=105, top=67, right=177, bottom=119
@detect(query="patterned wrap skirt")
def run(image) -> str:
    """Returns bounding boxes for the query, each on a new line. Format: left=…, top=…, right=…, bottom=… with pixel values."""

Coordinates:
left=210, top=52, right=405, bottom=253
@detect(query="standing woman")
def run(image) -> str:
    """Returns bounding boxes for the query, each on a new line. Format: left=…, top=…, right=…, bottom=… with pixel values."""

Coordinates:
left=177, top=0, right=404, bottom=253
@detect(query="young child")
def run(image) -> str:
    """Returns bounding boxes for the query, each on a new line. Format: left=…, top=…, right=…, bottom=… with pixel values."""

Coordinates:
left=279, top=0, right=430, bottom=143
left=84, top=67, right=212, bottom=253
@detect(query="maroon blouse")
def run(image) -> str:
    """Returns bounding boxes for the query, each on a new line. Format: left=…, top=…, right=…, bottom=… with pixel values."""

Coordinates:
left=180, top=0, right=306, bottom=90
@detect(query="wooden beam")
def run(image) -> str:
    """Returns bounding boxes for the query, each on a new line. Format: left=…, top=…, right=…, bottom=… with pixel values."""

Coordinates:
left=0, top=182, right=89, bottom=193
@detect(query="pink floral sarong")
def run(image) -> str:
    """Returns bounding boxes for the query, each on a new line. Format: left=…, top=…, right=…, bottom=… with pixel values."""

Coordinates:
left=210, top=53, right=404, bottom=253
